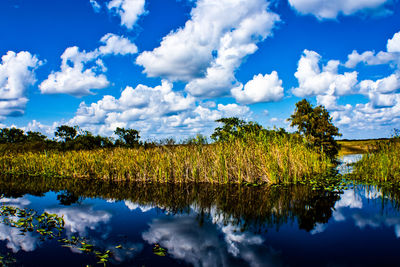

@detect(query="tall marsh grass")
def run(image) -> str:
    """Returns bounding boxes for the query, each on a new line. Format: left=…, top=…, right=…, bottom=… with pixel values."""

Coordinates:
left=0, top=134, right=333, bottom=184
left=350, top=138, right=400, bottom=183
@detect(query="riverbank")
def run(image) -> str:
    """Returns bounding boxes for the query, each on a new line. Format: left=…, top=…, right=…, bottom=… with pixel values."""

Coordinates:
left=0, top=135, right=333, bottom=184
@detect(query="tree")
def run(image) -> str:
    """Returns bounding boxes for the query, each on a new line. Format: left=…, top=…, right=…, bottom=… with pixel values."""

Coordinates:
left=211, top=117, right=245, bottom=141
left=55, top=125, right=77, bottom=142
left=26, top=131, right=47, bottom=142
left=114, top=127, right=140, bottom=147
left=288, top=99, right=341, bottom=159
left=0, top=128, right=27, bottom=143
left=211, top=117, right=264, bottom=142
left=73, top=130, right=114, bottom=150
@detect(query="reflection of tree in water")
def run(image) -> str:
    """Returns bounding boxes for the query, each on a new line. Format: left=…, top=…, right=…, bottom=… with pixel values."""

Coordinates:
left=56, top=191, right=81, bottom=206
left=0, top=175, right=342, bottom=232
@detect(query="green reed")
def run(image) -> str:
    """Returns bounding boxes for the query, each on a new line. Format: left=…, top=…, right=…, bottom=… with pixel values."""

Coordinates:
left=349, top=138, right=400, bottom=183
left=0, top=134, right=333, bottom=184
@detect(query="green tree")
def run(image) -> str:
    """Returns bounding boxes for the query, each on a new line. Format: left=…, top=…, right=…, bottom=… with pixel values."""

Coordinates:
left=114, top=127, right=140, bottom=148
left=26, top=131, right=47, bottom=142
left=211, top=117, right=264, bottom=142
left=289, top=99, right=341, bottom=159
left=73, top=130, right=114, bottom=150
left=0, top=128, right=27, bottom=143
left=55, top=125, right=77, bottom=142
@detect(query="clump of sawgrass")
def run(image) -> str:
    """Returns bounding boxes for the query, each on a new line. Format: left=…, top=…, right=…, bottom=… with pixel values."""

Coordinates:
left=0, top=134, right=333, bottom=184
left=349, top=138, right=400, bottom=183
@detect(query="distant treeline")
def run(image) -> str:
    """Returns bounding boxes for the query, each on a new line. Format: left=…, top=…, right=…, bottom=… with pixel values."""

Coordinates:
left=0, top=121, right=289, bottom=152
left=0, top=126, right=138, bottom=151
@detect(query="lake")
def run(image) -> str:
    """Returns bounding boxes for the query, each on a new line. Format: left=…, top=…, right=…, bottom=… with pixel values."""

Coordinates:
left=0, top=170, right=400, bottom=266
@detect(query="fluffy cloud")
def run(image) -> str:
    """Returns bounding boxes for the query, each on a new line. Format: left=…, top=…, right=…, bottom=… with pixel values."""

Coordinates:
left=99, top=33, right=138, bottom=56
left=330, top=97, right=400, bottom=137
left=360, top=73, right=400, bottom=99
left=107, top=0, right=146, bottom=30
left=331, top=72, right=400, bottom=130
left=40, top=34, right=137, bottom=97
left=0, top=51, right=41, bottom=120
left=231, top=71, right=284, bottom=104
left=39, top=47, right=109, bottom=97
left=68, top=80, right=250, bottom=138
left=387, top=31, right=400, bottom=53
left=288, top=0, right=393, bottom=20
left=319, top=31, right=400, bottom=136
left=293, top=50, right=358, bottom=97
left=136, top=0, right=279, bottom=97
left=345, top=31, right=400, bottom=68
left=344, top=50, right=395, bottom=68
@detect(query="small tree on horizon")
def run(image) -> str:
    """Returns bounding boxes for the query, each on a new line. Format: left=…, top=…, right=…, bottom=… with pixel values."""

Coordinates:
left=114, top=127, right=140, bottom=147
left=55, top=125, right=77, bottom=142
left=211, top=117, right=264, bottom=142
left=288, top=99, right=341, bottom=159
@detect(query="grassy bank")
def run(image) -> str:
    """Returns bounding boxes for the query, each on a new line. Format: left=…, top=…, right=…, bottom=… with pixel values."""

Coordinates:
left=348, top=138, right=400, bottom=183
left=337, top=139, right=387, bottom=156
left=0, top=135, right=333, bottom=184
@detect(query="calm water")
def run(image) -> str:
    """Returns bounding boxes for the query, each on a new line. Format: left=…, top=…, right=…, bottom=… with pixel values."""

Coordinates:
left=0, top=175, right=400, bottom=266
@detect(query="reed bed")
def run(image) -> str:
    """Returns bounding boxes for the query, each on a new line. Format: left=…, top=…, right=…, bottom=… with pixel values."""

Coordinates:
left=350, top=139, right=400, bottom=183
left=0, top=135, right=333, bottom=184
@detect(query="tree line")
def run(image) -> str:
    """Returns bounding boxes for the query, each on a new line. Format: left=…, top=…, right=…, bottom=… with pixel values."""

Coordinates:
left=1, top=99, right=342, bottom=158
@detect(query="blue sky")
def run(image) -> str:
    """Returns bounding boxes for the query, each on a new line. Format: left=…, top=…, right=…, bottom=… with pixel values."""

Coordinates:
left=1, top=0, right=400, bottom=140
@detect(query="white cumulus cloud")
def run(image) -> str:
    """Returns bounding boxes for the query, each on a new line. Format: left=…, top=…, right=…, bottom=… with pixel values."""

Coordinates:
left=0, top=51, right=41, bottom=120
left=107, top=0, right=146, bottom=30
left=40, top=34, right=138, bottom=97
left=68, top=80, right=250, bottom=139
left=345, top=30, right=400, bottom=68
left=293, top=50, right=358, bottom=97
left=39, top=46, right=109, bottom=97
left=136, top=0, right=279, bottom=97
left=99, top=33, right=138, bottom=56
left=387, top=31, right=400, bottom=53
left=231, top=71, right=284, bottom=104
left=288, top=0, right=393, bottom=20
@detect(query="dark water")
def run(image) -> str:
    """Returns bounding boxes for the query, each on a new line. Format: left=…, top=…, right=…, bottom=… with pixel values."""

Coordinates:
left=0, top=175, right=400, bottom=266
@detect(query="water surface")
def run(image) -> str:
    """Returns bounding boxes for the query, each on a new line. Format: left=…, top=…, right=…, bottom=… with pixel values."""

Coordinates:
left=0, top=176, right=400, bottom=266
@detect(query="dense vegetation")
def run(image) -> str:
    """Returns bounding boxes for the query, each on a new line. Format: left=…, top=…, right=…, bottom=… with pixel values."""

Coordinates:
left=0, top=99, right=344, bottom=184
left=349, top=132, right=400, bottom=183
left=0, top=132, right=333, bottom=184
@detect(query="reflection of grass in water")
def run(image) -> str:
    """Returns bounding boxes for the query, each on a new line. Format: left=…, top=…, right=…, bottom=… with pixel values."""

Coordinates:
left=0, top=135, right=333, bottom=184
left=0, top=176, right=341, bottom=232
left=348, top=138, right=400, bottom=183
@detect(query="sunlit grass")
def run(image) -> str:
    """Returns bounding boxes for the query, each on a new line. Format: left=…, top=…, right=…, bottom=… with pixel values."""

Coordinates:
left=337, top=139, right=386, bottom=156
left=349, top=138, right=400, bottom=183
left=0, top=134, right=333, bottom=184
